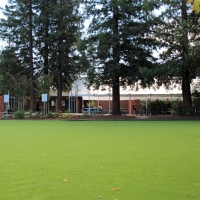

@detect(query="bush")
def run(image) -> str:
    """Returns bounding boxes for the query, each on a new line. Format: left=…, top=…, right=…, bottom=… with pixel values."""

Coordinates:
left=171, top=102, right=185, bottom=116
left=192, top=91, right=200, bottom=114
left=47, top=111, right=54, bottom=118
left=13, top=110, right=25, bottom=119
left=65, top=110, right=72, bottom=119
left=148, top=100, right=171, bottom=115
left=81, top=111, right=89, bottom=118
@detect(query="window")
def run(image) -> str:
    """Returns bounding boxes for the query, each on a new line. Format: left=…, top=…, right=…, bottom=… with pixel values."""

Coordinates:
left=62, top=100, right=65, bottom=106
left=51, top=99, right=56, bottom=106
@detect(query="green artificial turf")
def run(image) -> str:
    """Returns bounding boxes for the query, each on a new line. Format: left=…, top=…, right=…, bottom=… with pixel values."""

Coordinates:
left=0, top=120, right=200, bottom=200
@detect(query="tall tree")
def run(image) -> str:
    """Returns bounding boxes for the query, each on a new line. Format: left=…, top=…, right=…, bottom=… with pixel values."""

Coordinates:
left=156, top=0, right=200, bottom=113
left=0, top=0, right=37, bottom=110
left=0, top=0, right=84, bottom=112
left=0, top=47, right=24, bottom=95
left=35, top=0, right=84, bottom=111
left=81, top=0, right=160, bottom=115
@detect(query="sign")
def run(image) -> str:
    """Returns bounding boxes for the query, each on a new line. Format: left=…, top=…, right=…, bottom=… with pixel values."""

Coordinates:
left=42, top=94, right=48, bottom=102
left=4, top=95, right=9, bottom=103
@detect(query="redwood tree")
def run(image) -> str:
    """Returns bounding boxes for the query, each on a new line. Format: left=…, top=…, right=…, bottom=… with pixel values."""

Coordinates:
left=156, top=0, right=200, bottom=113
left=81, top=0, right=160, bottom=115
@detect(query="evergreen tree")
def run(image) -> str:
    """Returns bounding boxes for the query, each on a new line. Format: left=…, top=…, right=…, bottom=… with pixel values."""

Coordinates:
left=34, top=0, right=84, bottom=110
left=0, top=0, right=84, bottom=111
left=0, top=47, right=25, bottom=95
left=81, top=0, right=161, bottom=115
left=0, top=0, right=38, bottom=110
left=156, top=0, right=200, bottom=114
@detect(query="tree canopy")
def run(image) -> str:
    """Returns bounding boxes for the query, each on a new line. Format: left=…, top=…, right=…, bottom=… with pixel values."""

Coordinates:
left=81, top=0, right=161, bottom=115
left=156, top=0, right=200, bottom=113
left=0, top=0, right=84, bottom=111
left=0, top=0, right=200, bottom=115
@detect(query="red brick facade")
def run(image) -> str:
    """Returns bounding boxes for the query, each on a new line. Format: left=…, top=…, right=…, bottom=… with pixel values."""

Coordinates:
left=0, top=95, right=140, bottom=114
left=0, top=96, right=4, bottom=112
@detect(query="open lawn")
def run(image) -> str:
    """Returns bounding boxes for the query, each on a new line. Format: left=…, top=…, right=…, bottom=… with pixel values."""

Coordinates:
left=0, top=120, right=200, bottom=200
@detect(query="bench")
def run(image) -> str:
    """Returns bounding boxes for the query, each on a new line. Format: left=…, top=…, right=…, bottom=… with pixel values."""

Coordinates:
left=91, top=110, right=103, bottom=115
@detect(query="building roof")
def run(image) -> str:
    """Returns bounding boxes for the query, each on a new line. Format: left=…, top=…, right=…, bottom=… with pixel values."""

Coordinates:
left=49, top=77, right=183, bottom=101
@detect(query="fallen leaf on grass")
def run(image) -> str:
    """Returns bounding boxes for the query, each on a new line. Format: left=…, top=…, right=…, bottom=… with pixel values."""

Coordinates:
left=63, top=179, right=68, bottom=182
left=113, top=187, right=120, bottom=191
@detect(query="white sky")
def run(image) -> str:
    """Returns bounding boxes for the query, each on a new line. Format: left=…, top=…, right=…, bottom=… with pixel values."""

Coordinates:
left=0, top=0, right=7, bottom=48
left=0, top=0, right=7, bottom=17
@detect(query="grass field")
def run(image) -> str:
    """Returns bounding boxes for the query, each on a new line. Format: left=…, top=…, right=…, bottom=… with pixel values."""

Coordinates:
left=0, top=120, right=200, bottom=200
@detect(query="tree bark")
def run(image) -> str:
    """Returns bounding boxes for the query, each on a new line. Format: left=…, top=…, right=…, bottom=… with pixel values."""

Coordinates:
left=29, top=0, right=35, bottom=111
left=111, top=0, right=120, bottom=115
left=112, top=76, right=121, bottom=115
left=181, top=0, right=192, bottom=113
left=57, top=72, right=62, bottom=111
left=182, top=71, right=192, bottom=112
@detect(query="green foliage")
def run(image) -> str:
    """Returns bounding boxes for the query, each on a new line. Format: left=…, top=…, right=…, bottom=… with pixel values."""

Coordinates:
left=64, top=110, right=72, bottom=119
left=54, top=109, right=62, bottom=118
left=0, top=47, right=25, bottom=95
left=81, top=111, right=89, bottom=118
left=148, top=100, right=171, bottom=115
left=171, top=101, right=186, bottom=116
left=47, top=111, right=54, bottom=118
left=81, top=0, right=161, bottom=114
left=156, top=1, right=200, bottom=111
left=0, top=0, right=83, bottom=111
left=27, top=110, right=33, bottom=118
left=192, top=91, right=200, bottom=113
left=35, top=74, right=53, bottom=99
left=13, top=110, right=25, bottom=119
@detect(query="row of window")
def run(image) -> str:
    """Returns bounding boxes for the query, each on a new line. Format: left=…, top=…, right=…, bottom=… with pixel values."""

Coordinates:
left=50, top=100, right=65, bottom=107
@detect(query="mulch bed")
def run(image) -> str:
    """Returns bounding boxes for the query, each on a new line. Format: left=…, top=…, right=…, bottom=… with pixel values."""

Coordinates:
left=64, top=114, right=200, bottom=121
left=2, top=114, right=200, bottom=121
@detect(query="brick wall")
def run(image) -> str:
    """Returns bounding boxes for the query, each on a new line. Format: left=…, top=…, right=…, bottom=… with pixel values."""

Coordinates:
left=0, top=96, right=4, bottom=112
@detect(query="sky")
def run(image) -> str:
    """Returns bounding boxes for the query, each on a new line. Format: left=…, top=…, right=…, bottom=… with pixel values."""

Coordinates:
left=0, top=0, right=7, bottom=17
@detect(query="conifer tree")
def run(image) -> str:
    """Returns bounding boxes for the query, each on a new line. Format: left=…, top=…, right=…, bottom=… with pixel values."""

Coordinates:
left=156, top=0, right=200, bottom=113
left=0, top=0, right=84, bottom=111
left=81, top=0, right=160, bottom=115
left=35, top=0, right=83, bottom=110
left=0, top=0, right=37, bottom=110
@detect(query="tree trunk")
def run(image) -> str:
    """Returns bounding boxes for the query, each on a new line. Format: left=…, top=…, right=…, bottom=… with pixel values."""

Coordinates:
left=111, top=1, right=120, bottom=115
left=44, top=2, right=49, bottom=75
left=181, top=0, right=192, bottom=114
left=182, top=72, right=192, bottom=112
left=57, top=72, right=62, bottom=111
left=29, top=0, right=35, bottom=111
left=112, top=77, right=121, bottom=115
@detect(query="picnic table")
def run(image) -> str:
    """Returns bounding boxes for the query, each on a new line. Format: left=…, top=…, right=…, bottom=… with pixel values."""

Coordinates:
left=83, top=108, right=103, bottom=115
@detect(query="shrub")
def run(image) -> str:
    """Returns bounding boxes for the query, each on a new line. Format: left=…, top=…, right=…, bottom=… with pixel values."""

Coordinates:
left=65, top=110, right=72, bottom=119
left=81, top=111, right=89, bottom=118
left=171, top=102, right=185, bottom=116
left=13, top=110, right=25, bottom=119
left=47, top=111, right=54, bottom=118
left=55, top=109, right=62, bottom=117
left=148, top=100, right=171, bottom=115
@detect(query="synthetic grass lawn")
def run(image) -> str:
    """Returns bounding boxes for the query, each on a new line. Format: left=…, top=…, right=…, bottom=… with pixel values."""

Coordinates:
left=0, top=121, right=200, bottom=200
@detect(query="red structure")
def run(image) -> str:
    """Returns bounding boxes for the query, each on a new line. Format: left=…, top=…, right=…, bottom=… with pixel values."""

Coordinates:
left=0, top=96, right=4, bottom=112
